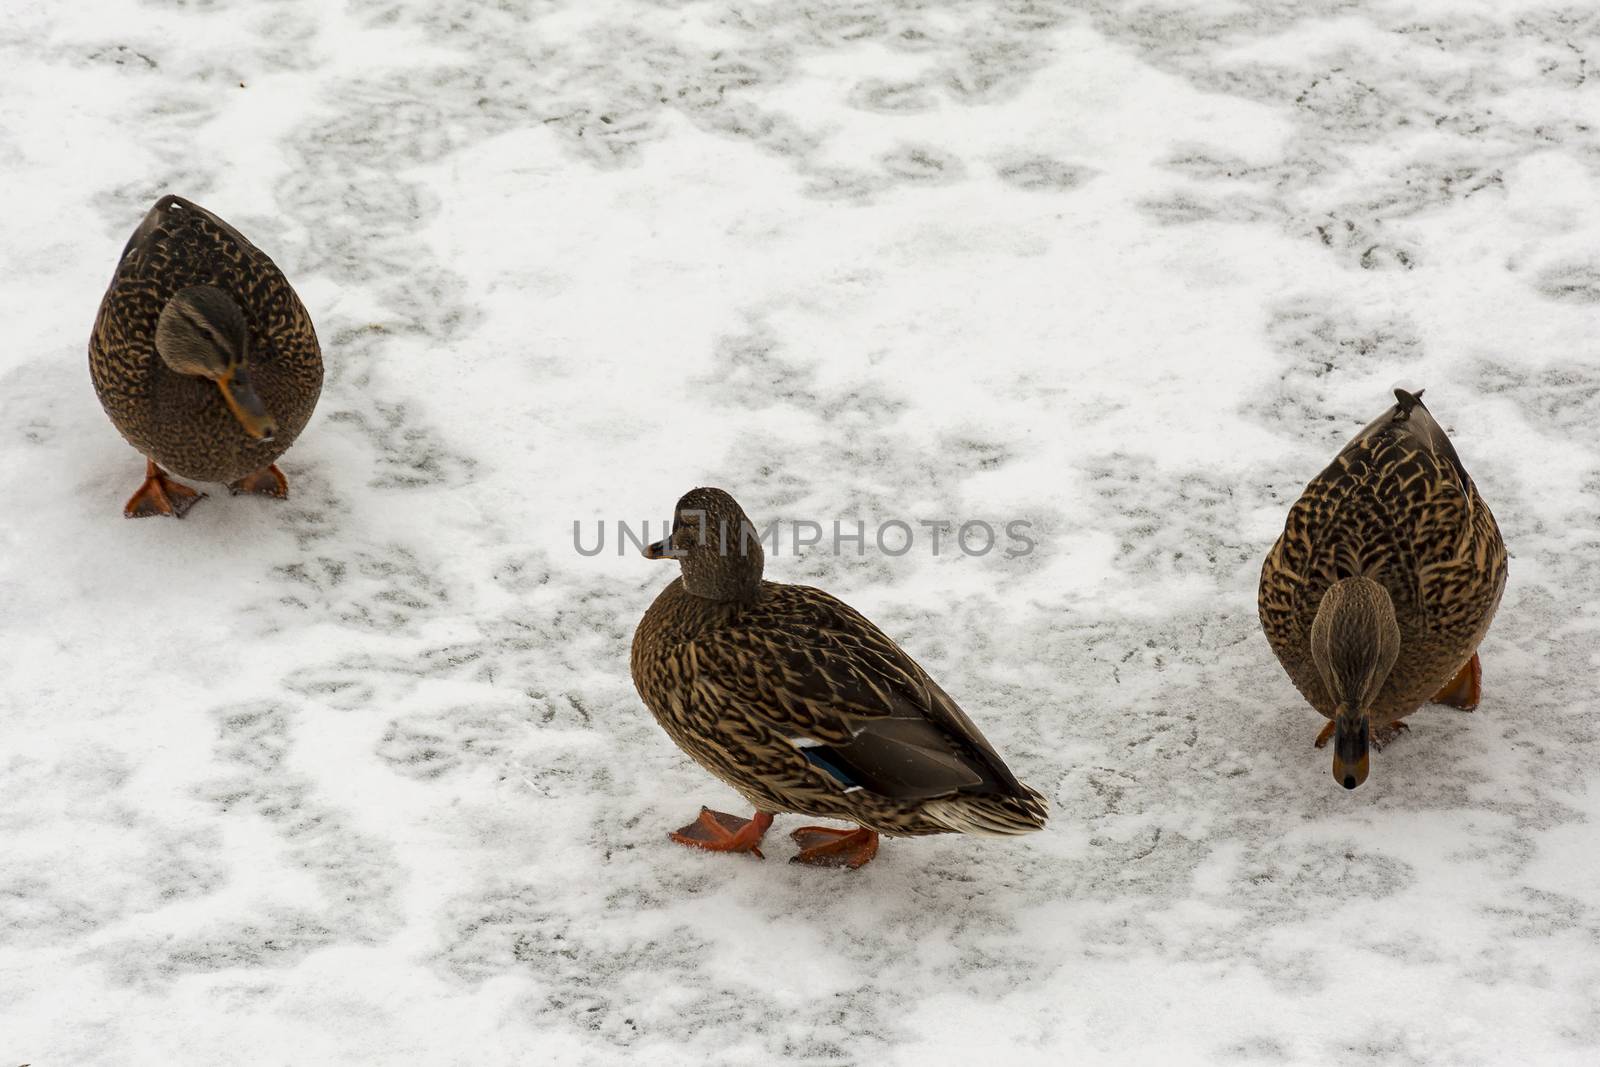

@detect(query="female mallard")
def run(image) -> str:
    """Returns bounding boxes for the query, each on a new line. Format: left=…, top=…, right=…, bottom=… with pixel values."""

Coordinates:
left=630, top=487, right=1048, bottom=869
left=89, top=195, right=322, bottom=517
left=1259, top=389, right=1507, bottom=789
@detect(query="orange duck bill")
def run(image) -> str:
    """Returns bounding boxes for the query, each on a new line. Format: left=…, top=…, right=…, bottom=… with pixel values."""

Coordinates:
left=217, top=366, right=277, bottom=440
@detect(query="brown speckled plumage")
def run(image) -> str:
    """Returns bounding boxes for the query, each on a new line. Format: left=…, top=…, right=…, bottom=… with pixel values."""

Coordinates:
left=89, top=195, right=322, bottom=483
left=1260, top=389, right=1507, bottom=737
left=632, top=488, right=1049, bottom=839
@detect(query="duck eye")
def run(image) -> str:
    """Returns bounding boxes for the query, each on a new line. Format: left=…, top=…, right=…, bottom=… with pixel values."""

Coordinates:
left=676, top=510, right=711, bottom=544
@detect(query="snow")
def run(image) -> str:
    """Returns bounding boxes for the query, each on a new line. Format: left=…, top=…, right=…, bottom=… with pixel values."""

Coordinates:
left=4, top=0, right=1600, bottom=1063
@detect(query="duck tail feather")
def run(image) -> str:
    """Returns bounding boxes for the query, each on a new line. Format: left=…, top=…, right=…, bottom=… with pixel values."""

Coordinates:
left=922, top=786, right=1049, bottom=837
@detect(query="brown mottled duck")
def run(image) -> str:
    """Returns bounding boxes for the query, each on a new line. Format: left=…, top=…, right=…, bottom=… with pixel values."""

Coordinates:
left=1259, top=389, right=1507, bottom=790
left=89, top=195, right=322, bottom=517
left=631, top=487, right=1049, bottom=869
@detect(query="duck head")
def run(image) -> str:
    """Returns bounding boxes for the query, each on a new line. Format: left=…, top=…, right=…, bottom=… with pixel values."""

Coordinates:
left=155, top=285, right=277, bottom=441
left=1310, top=576, right=1401, bottom=790
left=644, top=487, right=764, bottom=602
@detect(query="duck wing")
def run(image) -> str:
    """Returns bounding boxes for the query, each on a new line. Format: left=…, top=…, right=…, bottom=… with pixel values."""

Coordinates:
left=1348, top=389, right=1474, bottom=496
left=114, top=195, right=266, bottom=282
left=690, top=585, right=1029, bottom=802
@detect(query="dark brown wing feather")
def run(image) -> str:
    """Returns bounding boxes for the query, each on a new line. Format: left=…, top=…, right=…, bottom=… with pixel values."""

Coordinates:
left=117, top=195, right=262, bottom=271
left=691, top=584, right=1029, bottom=802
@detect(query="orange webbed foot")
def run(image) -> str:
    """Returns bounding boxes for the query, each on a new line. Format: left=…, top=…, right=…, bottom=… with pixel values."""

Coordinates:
left=1314, top=721, right=1335, bottom=749
left=1371, top=720, right=1411, bottom=751
left=1431, top=652, right=1481, bottom=711
left=123, top=459, right=204, bottom=519
left=668, top=808, right=773, bottom=858
left=228, top=463, right=288, bottom=499
left=789, top=825, right=880, bottom=869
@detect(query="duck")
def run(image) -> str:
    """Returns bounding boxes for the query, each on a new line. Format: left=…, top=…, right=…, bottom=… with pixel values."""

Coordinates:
left=89, top=195, right=323, bottom=518
left=630, top=486, right=1049, bottom=869
left=1259, top=388, right=1507, bottom=789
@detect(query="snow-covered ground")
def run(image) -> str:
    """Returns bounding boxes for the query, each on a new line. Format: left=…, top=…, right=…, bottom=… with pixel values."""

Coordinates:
left=4, top=0, right=1600, bottom=1063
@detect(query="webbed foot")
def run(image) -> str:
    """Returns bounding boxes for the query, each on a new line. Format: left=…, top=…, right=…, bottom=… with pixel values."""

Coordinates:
left=1371, top=720, right=1411, bottom=751
left=668, top=808, right=773, bottom=858
left=124, top=459, right=204, bottom=519
left=1431, top=653, right=1481, bottom=711
left=228, top=463, right=288, bottom=499
left=1314, top=721, right=1335, bottom=749
left=789, top=825, right=880, bottom=869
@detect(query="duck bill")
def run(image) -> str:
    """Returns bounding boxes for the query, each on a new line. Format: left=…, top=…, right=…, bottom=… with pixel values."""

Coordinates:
left=217, top=367, right=278, bottom=441
left=1330, top=709, right=1370, bottom=791
left=643, top=538, right=670, bottom=559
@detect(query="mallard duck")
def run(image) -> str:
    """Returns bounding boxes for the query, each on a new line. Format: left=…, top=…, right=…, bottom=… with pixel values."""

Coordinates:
left=89, top=195, right=323, bottom=517
left=1259, top=389, right=1507, bottom=789
left=630, top=487, right=1048, bottom=868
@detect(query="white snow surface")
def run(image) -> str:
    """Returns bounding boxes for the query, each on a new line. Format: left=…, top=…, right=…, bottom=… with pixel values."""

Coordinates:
left=4, top=0, right=1600, bottom=1063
